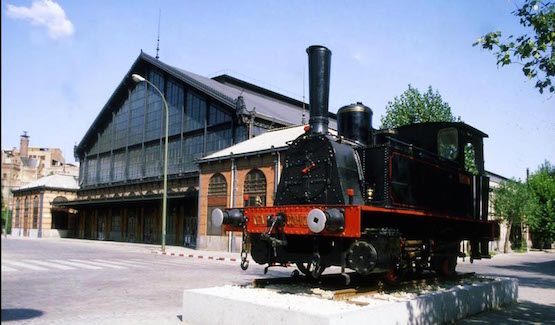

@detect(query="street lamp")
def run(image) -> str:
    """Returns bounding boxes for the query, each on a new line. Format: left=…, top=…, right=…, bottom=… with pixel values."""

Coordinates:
left=132, top=73, right=168, bottom=253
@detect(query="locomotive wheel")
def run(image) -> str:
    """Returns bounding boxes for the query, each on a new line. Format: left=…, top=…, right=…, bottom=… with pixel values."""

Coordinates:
left=437, top=256, right=457, bottom=277
left=383, top=269, right=404, bottom=285
left=296, top=262, right=326, bottom=278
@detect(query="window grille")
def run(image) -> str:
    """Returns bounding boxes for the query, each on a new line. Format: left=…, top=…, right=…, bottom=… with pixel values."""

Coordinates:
left=244, top=169, right=267, bottom=207
left=208, top=174, right=227, bottom=197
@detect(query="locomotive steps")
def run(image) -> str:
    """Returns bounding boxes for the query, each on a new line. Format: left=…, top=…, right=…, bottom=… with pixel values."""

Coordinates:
left=182, top=275, right=518, bottom=324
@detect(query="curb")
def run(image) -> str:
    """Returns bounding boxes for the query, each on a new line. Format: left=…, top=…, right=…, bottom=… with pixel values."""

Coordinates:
left=159, top=251, right=238, bottom=263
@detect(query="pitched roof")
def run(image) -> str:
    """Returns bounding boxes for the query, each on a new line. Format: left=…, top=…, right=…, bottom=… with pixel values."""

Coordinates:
left=200, top=125, right=338, bottom=162
left=142, top=52, right=337, bottom=128
left=15, top=174, right=79, bottom=192
left=76, top=52, right=337, bottom=155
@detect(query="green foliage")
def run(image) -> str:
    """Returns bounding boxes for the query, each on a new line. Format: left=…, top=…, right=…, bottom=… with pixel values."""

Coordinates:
left=381, top=85, right=481, bottom=173
left=380, top=84, right=460, bottom=128
left=464, top=144, right=479, bottom=175
left=474, top=0, right=555, bottom=94
left=493, top=160, right=555, bottom=249
left=526, top=161, right=555, bottom=246
left=493, top=179, right=532, bottom=226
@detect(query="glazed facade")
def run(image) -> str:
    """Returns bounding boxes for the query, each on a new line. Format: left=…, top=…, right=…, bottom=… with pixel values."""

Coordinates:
left=66, top=52, right=311, bottom=247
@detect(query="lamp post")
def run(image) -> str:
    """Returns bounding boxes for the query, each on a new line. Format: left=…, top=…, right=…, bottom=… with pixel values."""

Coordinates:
left=132, top=73, right=168, bottom=253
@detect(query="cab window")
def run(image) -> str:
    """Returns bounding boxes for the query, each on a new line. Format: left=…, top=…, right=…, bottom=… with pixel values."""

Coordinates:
left=437, top=128, right=458, bottom=160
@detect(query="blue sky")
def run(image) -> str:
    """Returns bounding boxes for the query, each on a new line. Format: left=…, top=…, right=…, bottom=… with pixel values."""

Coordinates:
left=1, top=0, right=553, bottom=180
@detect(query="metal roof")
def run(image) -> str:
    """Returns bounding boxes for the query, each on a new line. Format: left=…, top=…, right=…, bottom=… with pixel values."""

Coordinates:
left=200, top=125, right=338, bottom=162
left=14, top=174, right=79, bottom=192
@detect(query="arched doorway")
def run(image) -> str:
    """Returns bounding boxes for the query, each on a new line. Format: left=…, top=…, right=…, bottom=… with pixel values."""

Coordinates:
left=51, top=197, right=69, bottom=229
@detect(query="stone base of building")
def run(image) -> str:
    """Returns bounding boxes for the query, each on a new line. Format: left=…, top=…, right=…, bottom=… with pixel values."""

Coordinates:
left=9, top=228, right=71, bottom=238
left=196, top=234, right=242, bottom=252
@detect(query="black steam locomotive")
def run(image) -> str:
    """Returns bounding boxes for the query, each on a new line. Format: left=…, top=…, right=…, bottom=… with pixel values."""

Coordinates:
left=213, top=45, right=499, bottom=283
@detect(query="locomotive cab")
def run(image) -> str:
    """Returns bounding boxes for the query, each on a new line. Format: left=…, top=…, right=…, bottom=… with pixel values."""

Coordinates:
left=366, top=122, right=490, bottom=220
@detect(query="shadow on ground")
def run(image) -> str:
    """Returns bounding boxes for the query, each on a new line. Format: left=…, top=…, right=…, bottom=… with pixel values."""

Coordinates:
left=1, top=308, right=44, bottom=322
left=456, top=301, right=555, bottom=324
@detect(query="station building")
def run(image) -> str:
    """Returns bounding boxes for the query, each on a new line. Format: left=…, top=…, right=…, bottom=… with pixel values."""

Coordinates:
left=60, top=51, right=336, bottom=248
left=10, top=174, right=78, bottom=238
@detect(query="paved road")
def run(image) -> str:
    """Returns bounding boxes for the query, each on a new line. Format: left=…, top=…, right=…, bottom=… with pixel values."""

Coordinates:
left=1, top=237, right=291, bottom=324
left=456, top=251, right=555, bottom=324
left=2, top=237, right=554, bottom=324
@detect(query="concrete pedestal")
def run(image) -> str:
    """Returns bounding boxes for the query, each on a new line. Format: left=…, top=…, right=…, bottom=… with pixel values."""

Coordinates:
left=182, top=277, right=518, bottom=325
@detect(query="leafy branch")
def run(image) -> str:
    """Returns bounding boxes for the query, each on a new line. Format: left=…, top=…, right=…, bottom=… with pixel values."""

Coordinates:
left=474, top=0, right=554, bottom=94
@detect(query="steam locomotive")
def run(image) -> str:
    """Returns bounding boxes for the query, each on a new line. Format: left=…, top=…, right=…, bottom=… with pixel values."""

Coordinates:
left=212, top=45, right=499, bottom=283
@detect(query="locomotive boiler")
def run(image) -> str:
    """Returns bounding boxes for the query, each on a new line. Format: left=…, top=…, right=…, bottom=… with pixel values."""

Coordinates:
left=212, top=45, right=499, bottom=283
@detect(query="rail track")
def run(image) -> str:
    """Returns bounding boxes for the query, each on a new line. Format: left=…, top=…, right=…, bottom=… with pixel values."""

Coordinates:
left=252, top=272, right=477, bottom=303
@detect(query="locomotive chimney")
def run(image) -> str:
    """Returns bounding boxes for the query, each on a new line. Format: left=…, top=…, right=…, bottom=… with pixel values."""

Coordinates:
left=306, top=45, right=331, bottom=135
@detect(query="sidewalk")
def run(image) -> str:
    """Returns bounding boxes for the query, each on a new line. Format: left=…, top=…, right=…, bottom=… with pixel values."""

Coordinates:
left=35, top=236, right=243, bottom=263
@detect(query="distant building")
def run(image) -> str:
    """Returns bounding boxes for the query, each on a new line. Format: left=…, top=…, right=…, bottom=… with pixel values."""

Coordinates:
left=1, top=132, right=79, bottom=219
left=486, top=171, right=531, bottom=253
left=11, top=174, right=79, bottom=238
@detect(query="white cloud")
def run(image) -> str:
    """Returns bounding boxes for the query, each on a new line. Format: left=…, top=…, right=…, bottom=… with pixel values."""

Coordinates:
left=7, top=0, right=74, bottom=39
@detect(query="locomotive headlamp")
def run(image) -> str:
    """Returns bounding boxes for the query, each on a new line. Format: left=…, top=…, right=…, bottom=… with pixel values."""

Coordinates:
left=212, top=208, right=244, bottom=228
left=307, top=208, right=345, bottom=233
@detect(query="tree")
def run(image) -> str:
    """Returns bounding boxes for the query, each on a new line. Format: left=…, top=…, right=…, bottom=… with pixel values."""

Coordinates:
left=526, top=161, right=555, bottom=248
left=474, top=0, right=555, bottom=94
left=380, top=85, right=479, bottom=173
left=492, top=179, right=532, bottom=253
left=380, top=84, right=460, bottom=128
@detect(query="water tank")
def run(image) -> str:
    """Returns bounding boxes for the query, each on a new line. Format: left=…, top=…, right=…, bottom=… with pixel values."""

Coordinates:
left=337, top=102, right=373, bottom=146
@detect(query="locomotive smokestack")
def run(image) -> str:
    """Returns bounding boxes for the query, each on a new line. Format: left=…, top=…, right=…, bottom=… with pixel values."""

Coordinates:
left=306, top=45, right=331, bottom=135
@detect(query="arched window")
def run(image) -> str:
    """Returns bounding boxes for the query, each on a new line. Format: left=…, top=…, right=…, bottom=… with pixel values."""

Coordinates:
left=24, top=197, right=29, bottom=228
left=32, top=196, right=39, bottom=229
left=244, top=169, right=266, bottom=207
left=208, top=173, right=227, bottom=197
left=207, top=173, right=227, bottom=236
left=15, top=198, right=20, bottom=228
left=53, top=196, right=68, bottom=203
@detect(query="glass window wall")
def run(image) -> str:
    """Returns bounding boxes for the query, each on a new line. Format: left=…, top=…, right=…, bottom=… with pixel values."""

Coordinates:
left=206, top=128, right=232, bottom=154
left=114, top=99, right=130, bottom=149
left=86, top=158, right=97, bottom=185
left=167, top=139, right=182, bottom=175
left=209, top=103, right=231, bottom=126
left=167, top=79, right=184, bottom=136
left=183, top=134, right=203, bottom=172
left=113, top=151, right=126, bottom=182
left=144, top=144, right=160, bottom=177
left=129, top=84, right=146, bottom=145
left=99, top=155, right=111, bottom=183
left=128, top=147, right=142, bottom=180
left=185, top=91, right=206, bottom=131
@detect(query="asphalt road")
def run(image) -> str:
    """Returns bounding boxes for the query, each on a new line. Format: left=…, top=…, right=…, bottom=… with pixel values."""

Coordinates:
left=1, top=237, right=291, bottom=324
left=456, top=251, right=555, bottom=324
left=1, top=237, right=554, bottom=324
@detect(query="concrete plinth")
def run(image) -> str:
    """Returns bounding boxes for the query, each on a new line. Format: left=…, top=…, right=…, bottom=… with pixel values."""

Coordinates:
left=182, top=277, right=518, bottom=325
